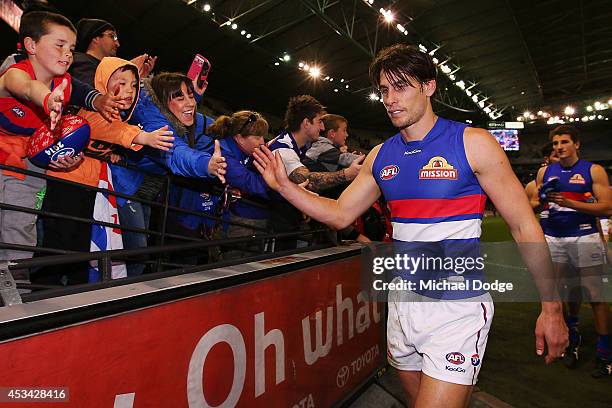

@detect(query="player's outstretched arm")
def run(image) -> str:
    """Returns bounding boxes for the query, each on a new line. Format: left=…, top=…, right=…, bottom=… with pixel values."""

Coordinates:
left=465, top=127, right=568, bottom=364
left=253, top=144, right=381, bottom=229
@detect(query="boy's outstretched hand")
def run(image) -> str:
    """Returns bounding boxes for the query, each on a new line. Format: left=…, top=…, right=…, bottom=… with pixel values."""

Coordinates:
left=207, top=140, right=227, bottom=183
left=134, top=125, right=175, bottom=151
left=93, top=93, right=122, bottom=122
left=47, top=78, right=68, bottom=130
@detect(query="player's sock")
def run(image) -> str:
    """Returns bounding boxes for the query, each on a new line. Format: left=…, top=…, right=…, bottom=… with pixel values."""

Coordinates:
left=566, top=316, right=580, bottom=344
left=596, top=334, right=611, bottom=360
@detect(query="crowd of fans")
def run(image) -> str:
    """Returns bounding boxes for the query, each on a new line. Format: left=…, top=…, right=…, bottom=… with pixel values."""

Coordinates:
left=0, top=9, right=392, bottom=290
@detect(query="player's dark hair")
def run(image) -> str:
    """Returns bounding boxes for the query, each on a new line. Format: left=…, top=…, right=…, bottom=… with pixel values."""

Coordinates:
left=540, top=142, right=554, bottom=158
left=19, top=11, right=76, bottom=49
left=284, top=95, right=326, bottom=133
left=369, top=43, right=437, bottom=90
left=549, top=124, right=580, bottom=143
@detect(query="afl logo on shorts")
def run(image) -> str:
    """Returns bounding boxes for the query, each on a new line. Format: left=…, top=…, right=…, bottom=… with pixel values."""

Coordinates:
left=569, top=173, right=585, bottom=184
left=420, top=156, right=458, bottom=180
left=380, top=164, right=400, bottom=180
left=471, top=354, right=481, bottom=366
left=446, top=352, right=465, bottom=365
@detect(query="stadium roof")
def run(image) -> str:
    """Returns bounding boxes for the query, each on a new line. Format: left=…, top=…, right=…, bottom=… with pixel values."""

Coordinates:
left=13, top=0, right=612, bottom=131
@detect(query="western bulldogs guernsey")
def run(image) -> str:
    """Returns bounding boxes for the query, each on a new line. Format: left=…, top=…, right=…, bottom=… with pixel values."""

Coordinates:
left=0, top=59, right=71, bottom=179
left=540, top=160, right=598, bottom=237
left=372, top=117, right=487, bottom=299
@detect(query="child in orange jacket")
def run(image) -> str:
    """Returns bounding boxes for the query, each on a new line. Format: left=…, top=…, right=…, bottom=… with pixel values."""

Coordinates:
left=39, top=57, right=174, bottom=285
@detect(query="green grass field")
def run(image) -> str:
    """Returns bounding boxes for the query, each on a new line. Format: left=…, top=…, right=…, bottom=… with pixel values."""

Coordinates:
left=477, top=216, right=612, bottom=408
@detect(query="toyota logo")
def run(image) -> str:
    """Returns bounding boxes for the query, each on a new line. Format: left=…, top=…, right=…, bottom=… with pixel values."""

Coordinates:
left=336, top=365, right=350, bottom=388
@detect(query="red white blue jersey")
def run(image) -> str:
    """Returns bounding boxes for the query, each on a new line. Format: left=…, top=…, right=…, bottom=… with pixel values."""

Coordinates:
left=372, top=118, right=487, bottom=299
left=0, top=59, right=71, bottom=137
left=540, top=160, right=597, bottom=237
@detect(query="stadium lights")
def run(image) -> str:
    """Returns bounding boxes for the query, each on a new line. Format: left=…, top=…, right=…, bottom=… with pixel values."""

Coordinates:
left=283, top=54, right=291, bottom=62
left=203, top=3, right=211, bottom=12
left=369, top=93, right=379, bottom=101
left=309, top=67, right=321, bottom=78
left=564, top=106, right=575, bottom=115
left=380, top=9, right=394, bottom=23
left=231, top=23, right=238, bottom=29
left=586, top=105, right=593, bottom=112
left=240, top=30, right=246, bottom=35
left=187, top=0, right=196, bottom=4
left=246, top=33, right=251, bottom=39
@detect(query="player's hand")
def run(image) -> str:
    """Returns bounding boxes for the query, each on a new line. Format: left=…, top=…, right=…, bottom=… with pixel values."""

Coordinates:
left=48, top=153, right=83, bottom=170
left=253, top=145, right=290, bottom=192
left=535, top=305, right=568, bottom=364
left=93, top=93, right=122, bottom=122
left=344, top=154, right=365, bottom=181
left=47, top=78, right=68, bottom=130
left=208, top=140, right=226, bottom=183
left=546, top=192, right=573, bottom=208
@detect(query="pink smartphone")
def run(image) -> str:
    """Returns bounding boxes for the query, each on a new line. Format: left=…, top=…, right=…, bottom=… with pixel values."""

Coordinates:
left=187, top=54, right=211, bottom=85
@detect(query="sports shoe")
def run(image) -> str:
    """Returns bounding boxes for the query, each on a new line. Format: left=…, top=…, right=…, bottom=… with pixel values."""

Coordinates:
left=591, top=357, right=612, bottom=378
left=561, top=333, right=581, bottom=369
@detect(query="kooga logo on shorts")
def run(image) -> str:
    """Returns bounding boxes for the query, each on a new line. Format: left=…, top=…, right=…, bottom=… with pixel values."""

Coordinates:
left=445, top=352, right=465, bottom=365
left=419, top=156, right=458, bottom=180
left=380, top=165, right=400, bottom=180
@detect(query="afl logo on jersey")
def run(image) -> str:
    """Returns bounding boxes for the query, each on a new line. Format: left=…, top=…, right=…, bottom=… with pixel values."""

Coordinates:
left=380, top=164, right=400, bottom=180
left=11, top=106, right=25, bottom=117
left=419, top=156, right=458, bottom=180
left=569, top=173, right=586, bottom=184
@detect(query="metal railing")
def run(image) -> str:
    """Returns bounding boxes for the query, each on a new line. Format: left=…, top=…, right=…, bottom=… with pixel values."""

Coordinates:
left=0, top=160, right=332, bottom=305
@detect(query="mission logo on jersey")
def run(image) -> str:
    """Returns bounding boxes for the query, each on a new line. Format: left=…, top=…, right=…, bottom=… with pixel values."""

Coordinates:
left=419, top=156, right=458, bottom=180
left=569, top=173, right=586, bottom=184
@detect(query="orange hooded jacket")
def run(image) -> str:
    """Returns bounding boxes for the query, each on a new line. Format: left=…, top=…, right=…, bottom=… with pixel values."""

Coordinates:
left=47, top=57, right=143, bottom=186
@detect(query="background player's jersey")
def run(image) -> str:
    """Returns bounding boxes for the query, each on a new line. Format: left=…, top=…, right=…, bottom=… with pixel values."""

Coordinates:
left=540, top=160, right=597, bottom=237
left=372, top=117, right=487, bottom=299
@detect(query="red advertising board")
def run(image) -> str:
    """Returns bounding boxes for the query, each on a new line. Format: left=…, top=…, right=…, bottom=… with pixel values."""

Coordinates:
left=0, top=256, right=385, bottom=407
